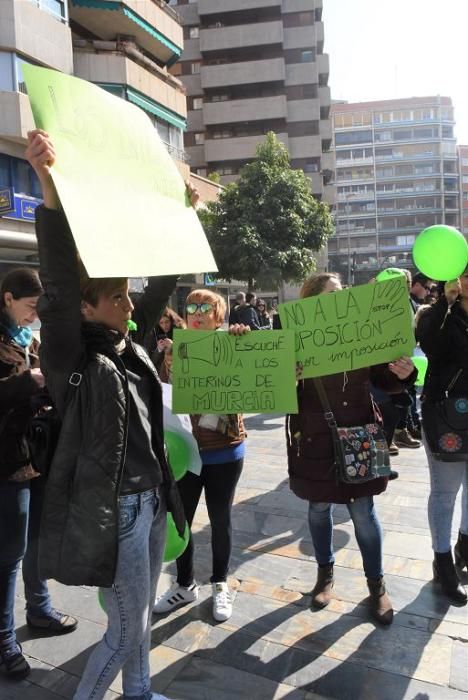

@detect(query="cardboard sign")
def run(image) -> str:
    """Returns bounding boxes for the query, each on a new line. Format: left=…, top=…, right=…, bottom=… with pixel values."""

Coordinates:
left=172, top=330, right=298, bottom=414
left=279, top=277, right=415, bottom=378
left=23, top=64, right=217, bottom=278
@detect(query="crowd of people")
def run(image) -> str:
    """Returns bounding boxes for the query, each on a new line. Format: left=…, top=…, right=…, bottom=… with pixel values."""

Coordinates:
left=0, top=129, right=466, bottom=699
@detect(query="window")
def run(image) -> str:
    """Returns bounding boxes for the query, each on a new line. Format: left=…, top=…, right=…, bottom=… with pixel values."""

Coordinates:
left=463, top=175, right=468, bottom=184
left=192, top=97, right=203, bottom=110
left=190, top=62, right=201, bottom=74
left=189, top=26, right=199, bottom=39
left=0, top=155, right=11, bottom=188
left=397, top=235, right=416, bottom=246
left=194, top=132, right=205, bottom=145
left=211, top=94, right=229, bottom=102
left=301, top=50, right=314, bottom=63
left=463, top=192, right=468, bottom=201
left=195, top=168, right=207, bottom=177
left=30, top=0, right=67, bottom=21
left=462, top=158, right=468, bottom=167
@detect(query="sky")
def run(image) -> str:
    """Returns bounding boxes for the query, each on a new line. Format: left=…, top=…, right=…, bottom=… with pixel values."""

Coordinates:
left=323, top=0, right=468, bottom=143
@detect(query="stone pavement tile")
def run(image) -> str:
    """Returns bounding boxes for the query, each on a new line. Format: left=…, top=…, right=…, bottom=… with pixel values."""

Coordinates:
left=0, top=658, right=118, bottom=700
left=164, top=656, right=307, bottom=700
left=110, top=644, right=192, bottom=697
left=449, top=639, right=468, bottom=692
left=285, top=562, right=468, bottom=624
left=219, top=589, right=454, bottom=685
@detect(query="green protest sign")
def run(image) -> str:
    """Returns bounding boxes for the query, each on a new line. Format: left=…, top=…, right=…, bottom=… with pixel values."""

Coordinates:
left=22, top=64, right=217, bottom=278
left=172, top=330, right=298, bottom=414
left=278, top=277, right=415, bottom=378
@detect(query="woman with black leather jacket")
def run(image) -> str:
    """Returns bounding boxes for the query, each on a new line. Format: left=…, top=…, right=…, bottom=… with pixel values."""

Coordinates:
left=418, top=270, right=468, bottom=605
left=26, top=129, right=187, bottom=700
left=0, top=268, right=78, bottom=680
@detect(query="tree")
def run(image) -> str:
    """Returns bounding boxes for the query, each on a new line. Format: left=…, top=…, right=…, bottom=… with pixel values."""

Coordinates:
left=198, top=132, right=334, bottom=290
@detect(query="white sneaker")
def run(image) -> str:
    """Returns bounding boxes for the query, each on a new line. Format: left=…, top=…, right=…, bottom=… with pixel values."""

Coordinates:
left=212, top=582, right=232, bottom=621
left=153, top=582, right=198, bottom=614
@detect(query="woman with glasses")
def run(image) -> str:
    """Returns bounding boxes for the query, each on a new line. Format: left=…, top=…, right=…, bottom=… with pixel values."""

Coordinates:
left=255, top=298, right=272, bottom=330
left=154, top=290, right=248, bottom=622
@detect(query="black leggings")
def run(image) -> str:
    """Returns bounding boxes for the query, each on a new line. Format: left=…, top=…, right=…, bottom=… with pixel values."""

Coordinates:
left=176, top=458, right=244, bottom=586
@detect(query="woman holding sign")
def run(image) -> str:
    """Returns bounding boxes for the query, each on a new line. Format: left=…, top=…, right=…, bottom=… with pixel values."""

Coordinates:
left=26, top=129, right=186, bottom=700
left=418, top=272, right=468, bottom=605
left=154, top=290, right=248, bottom=622
left=287, top=272, right=416, bottom=625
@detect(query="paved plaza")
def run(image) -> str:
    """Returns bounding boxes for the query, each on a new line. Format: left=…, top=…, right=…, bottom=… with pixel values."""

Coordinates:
left=1, top=414, right=467, bottom=700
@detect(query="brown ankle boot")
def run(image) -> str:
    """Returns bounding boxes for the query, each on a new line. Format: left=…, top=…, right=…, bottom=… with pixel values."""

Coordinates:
left=367, top=577, right=393, bottom=625
left=311, top=564, right=334, bottom=609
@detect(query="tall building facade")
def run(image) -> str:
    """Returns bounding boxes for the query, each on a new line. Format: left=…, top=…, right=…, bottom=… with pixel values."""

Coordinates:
left=330, top=97, right=459, bottom=284
left=0, top=0, right=192, bottom=273
left=458, top=144, right=468, bottom=236
left=169, top=0, right=334, bottom=203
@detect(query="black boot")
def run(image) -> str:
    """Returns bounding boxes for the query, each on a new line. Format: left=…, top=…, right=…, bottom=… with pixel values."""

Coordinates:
left=433, top=551, right=467, bottom=604
left=454, top=531, right=468, bottom=572
left=311, top=564, right=334, bottom=609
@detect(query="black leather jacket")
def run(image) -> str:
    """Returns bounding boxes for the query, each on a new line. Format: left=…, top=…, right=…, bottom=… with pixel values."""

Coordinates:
left=35, top=206, right=185, bottom=587
left=418, top=297, right=468, bottom=403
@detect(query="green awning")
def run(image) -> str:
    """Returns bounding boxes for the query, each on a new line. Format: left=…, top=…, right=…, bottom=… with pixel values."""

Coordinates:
left=127, top=88, right=186, bottom=131
left=71, top=0, right=182, bottom=64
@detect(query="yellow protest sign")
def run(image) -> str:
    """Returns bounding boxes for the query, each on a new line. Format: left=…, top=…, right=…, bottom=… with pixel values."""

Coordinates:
left=23, top=65, right=217, bottom=278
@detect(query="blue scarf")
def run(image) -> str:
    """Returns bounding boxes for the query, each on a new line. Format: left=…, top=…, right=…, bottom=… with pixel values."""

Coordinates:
left=1, top=318, right=33, bottom=348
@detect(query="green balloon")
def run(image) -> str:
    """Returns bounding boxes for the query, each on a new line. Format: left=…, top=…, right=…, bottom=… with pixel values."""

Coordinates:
left=413, top=225, right=468, bottom=281
left=412, top=356, right=428, bottom=387
left=163, top=514, right=190, bottom=563
left=376, top=268, right=405, bottom=282
left=98, top=589, right=106, bottom=613
left=164, top=430, right=191, bottom=481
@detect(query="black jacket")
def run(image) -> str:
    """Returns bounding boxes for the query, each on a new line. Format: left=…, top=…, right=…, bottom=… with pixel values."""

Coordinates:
left=418, top=297, right=468, bottom=402
left=0, top=315, right=44, bottom=479
left=35, top=206, right=185, bottom=587
left=228, top=304, right=261, bottom=330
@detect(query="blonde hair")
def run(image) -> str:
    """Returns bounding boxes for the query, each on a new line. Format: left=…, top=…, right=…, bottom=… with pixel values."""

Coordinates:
left=414, top=304, right=431, bottom=329
left=300, top=272, right=341, bottom=299
left=185, top=289, right=226, bottom=327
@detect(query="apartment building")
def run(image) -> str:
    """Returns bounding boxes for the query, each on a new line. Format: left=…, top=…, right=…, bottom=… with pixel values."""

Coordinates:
left=458, top=145, right=468, bottom=236
left=168, top=0, right=334, bottom=204
left=0, top=0, right=194, bottom=274
left=330, top=96, right=459, bottom=284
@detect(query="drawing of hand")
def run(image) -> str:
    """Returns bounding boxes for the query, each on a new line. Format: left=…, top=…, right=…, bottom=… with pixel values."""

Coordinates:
left=368, top=278, right=407, bottom=324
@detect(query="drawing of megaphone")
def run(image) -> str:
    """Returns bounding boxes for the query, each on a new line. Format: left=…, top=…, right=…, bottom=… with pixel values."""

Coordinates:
left=178, top=332, right=233, bottom=374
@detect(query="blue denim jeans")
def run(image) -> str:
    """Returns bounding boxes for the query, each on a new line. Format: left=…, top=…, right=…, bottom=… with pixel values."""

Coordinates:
left=0, top=477, right=52, bottom=646
left=423, top=440, right=468, bottom=553
left=308, top=496, right=383, bottom=579
left=73, top=488, right=167, bottom=700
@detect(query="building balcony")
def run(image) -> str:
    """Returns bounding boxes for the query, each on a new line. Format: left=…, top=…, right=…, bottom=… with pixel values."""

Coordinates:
left=285, top=62, right=318, bottom=86
left=337, top=191, right=374, bottom=202
left=289, top=135, right=321, bottom=158
left=336, top=156, right=374, bottom=166
left=205, top=132, right=288, bottom=161
left=321, top=150, right=335, bottom=171
left=323, top=183, right=335, bottom=205
left=287, top=99, right=320, bottom=122
left=320, top=119, right=332, bottom=141
left=198, top=0, right=281, bottom=14
left=318, top=85, right=331, bottom=108
left=0, top=91, right=35, bottom=143
left=73, top=45, right=186, bottom=121
left=185, top=144, right=206, bottom=168
left=201, top=58, right=284, bottom=89
left=200, top=20, right=283, bottom=53
left=283, top=25, right=316, bottom=50
left=203, top=94, right=287, bottom=125
left=69, top=0, right=183, bottom=67
left=374, top=151, right=439, bottom=163
left=0, top=0, right=72, bottom=73
left=307, top=172, right=323, bottom=196
left=376, top=172, right=440, bottom=182
left=317, top=53, right=329, bottom=79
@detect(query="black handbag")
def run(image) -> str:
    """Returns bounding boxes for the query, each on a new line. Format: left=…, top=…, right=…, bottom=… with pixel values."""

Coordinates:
left=422, top=369, right=468, bottom=462
left=314, top=379, right=391, bottom=484
left=27, top=365, right=86, bottom=478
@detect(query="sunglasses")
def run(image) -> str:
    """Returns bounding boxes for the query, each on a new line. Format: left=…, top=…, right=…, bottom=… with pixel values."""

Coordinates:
left=186, top=302, right=213, bottom=315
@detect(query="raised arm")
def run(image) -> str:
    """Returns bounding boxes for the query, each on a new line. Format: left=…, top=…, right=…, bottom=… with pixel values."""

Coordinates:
left=131, top=276, right=178, bottom=353
left=26, top=131, right=84, bottom=387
